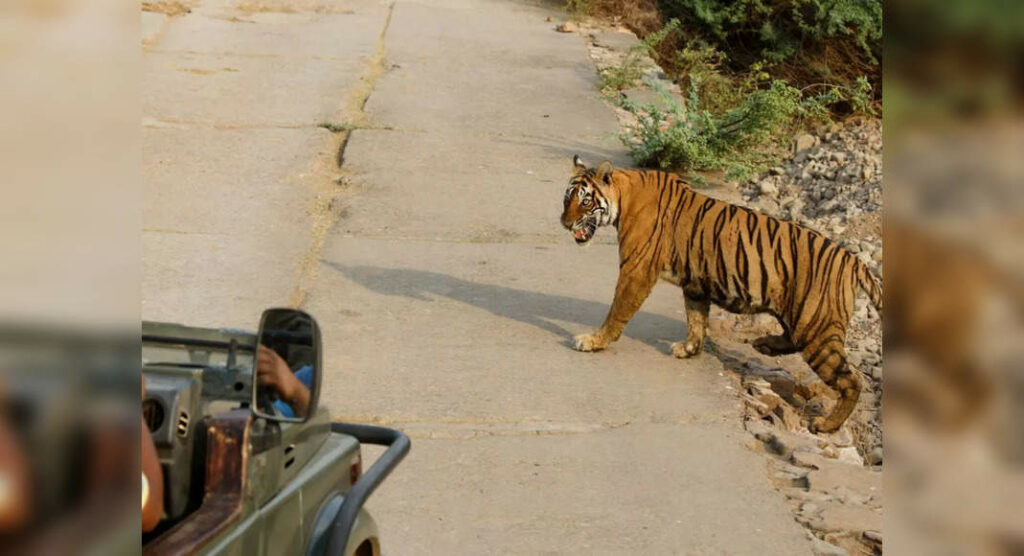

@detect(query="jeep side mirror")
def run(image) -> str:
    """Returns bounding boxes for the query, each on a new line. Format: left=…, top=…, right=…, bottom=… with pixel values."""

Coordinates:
left=253, top=308, right=322, bottom=423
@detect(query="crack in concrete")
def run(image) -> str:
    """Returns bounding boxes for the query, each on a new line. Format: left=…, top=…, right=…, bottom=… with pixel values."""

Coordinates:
left=287, top=1, right=395, bottom=309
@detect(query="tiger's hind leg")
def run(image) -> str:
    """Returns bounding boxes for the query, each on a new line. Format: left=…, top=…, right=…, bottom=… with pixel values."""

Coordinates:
left=802, top=337, right=861, bottom=434
left=672, top=294, right=709, bottom=359
left=752, top=333, right=799, bottom=356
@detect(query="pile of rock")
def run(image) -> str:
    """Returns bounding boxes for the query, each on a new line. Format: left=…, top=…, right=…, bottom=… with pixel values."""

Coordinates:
left=739, top=117, right=884, bottom=464
left=746, top=412, right=883, bottom=555
left=741, top=119, right=882, bottom=273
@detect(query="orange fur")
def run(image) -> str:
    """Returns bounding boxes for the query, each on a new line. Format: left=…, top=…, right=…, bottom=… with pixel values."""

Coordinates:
left=562, top=158, right=882, bottom=433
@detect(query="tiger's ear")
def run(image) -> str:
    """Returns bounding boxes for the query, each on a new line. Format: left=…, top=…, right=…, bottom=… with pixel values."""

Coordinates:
left=595, top=161, right=614, bottom=184
left=572, top=154, right=587, bottom=174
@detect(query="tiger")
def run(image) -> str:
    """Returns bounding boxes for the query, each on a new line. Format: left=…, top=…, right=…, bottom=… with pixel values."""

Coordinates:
left=561, top=155, right=883, bottom=433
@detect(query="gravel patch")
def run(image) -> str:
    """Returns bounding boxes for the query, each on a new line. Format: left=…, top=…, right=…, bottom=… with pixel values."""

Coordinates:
left=738, top=117, right=883, bottom=464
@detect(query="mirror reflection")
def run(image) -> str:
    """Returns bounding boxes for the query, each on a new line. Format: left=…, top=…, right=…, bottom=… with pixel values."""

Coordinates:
left=254, top=310, right=317, bottom=421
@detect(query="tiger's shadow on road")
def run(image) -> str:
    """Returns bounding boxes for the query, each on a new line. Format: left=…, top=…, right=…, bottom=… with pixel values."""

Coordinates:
left=323, top=262, right=687, bottom=353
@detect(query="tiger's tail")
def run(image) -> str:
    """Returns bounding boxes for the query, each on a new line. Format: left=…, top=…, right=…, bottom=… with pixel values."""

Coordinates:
left=856, top=259, right=883, bottom=314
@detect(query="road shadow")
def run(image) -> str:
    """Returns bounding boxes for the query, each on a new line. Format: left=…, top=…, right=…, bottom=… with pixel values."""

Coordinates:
left=322, top=262, right=685, bottom=353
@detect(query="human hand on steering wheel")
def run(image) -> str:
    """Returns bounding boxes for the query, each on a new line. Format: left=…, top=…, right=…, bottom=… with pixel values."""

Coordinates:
left=256, top=345, right=310, bottom=417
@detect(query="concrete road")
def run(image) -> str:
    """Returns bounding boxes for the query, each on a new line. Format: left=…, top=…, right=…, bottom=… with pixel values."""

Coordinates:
left=143, top=0, right=812, bottom=553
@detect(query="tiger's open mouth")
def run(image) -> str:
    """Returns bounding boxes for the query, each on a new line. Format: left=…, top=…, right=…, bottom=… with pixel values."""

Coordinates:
left=572, top=219, right=597, bottom=244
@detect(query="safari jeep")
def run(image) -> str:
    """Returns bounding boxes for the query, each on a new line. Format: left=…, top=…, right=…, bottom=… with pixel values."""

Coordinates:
left=141, top=308, right=409, bottom=555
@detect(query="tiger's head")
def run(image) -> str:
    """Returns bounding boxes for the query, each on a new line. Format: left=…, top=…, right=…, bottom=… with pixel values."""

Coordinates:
left=561, top=155, right=618, bottom=245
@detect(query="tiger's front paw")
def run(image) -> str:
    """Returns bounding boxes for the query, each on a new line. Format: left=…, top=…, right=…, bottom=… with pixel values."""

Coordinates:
left=573, top=333, right=608, bottom=352
left=671, top=338, right=704, bottom=359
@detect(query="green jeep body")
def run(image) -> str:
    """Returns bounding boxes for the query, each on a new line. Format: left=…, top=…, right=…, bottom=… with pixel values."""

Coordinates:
left=141, top=315, right=408, bottom=555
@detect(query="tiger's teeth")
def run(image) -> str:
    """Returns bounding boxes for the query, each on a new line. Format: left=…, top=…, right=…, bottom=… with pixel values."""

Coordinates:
left=574, top=229, right=587, bottom=240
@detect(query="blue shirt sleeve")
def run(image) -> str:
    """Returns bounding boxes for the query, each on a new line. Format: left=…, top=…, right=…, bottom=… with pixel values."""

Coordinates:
left=273, top=398, right=295, bottom=418
left=271, top=365, right=312, bottom=418
left=295, top=365, right=313, bottom=389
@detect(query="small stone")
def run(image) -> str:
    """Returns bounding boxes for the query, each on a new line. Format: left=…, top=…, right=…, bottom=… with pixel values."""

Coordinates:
left=836, top=446, right=864, bottom=466
left=813, top=504, right=882, bottom=535
left=770, top=166, right=784, bottom=176
left=828, top=428, right=855, bottom=447
left=810, top=537, right=847, bottom=556
left=593, top=32, right=642, bottom=51
left=555, top=21, right=577, bottom=33
left=793, top=450, right=825, bottom=468
left=744, top=418, right=772, bottom=438
left=795, top=133, right=816, bottom=153
left=745, top=396, right=772, bottom=417
left=773, top=460, right=812, bottom=479
left=759, top=179, right=778, bottom=196
left=867, top=446, right=883, bottom=465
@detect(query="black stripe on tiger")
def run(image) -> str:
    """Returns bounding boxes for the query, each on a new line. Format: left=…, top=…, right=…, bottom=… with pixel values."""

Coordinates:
left=560, top=159, right=882, bottom=434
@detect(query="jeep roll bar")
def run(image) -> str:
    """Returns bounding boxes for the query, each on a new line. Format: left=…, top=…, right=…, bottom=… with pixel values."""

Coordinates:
left=325, top=423, right=411, bottom=555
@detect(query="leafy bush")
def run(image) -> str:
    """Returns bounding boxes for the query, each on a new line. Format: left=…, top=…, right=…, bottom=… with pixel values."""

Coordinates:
left=564, top=0, right=590, bottom=17
left=567, top=0, right=663, bottom=33
left=579, top=1, right=880, bottom=176
left=655, top=0, right=881, bottom=98
left=619, top=78, right=804, bottom=180
left=599, top=52, right=646, bottom=91
left=618, top=69, right=875, bottom=178
left=599, top=19, right=681, bottom=91
left=657, top=0, right=881, bottom=63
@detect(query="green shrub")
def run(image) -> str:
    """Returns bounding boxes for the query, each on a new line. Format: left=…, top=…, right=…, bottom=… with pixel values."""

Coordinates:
left=565, top=0, right=591, bottom=16
left=619, top=78, right=803, bottom=180
left=599, top=19, right=681, bottom=92
left=799, top=75, right=877, bottom=120
left=657, top=0, right=881, bottom=65
left=600, top=52, right=646, bottom=91
left=647, top=0, right=880, bottom=112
